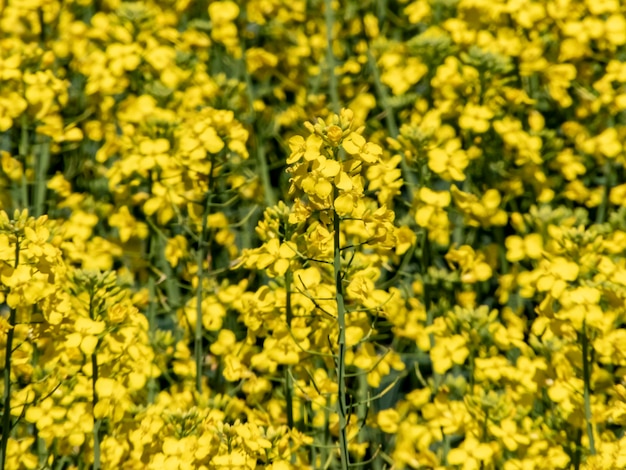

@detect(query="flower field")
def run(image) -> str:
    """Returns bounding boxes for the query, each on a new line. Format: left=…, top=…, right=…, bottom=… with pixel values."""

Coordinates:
left=2, top=0, right=626, bottom=468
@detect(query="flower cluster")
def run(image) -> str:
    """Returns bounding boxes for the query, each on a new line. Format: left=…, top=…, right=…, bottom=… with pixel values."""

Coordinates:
left=1, top=0, right=626, bottom=469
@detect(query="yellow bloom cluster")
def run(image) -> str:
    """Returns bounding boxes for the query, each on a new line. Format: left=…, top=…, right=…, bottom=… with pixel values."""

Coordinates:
left=1, top=0, right=626, bottom=469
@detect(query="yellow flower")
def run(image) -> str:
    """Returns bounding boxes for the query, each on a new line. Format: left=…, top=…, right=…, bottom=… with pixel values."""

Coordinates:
left=4, top=437, right=38, bottom=470
left=65, top=317, right=106, bottom=355
left=428, top=138, right=468, bottom=181
left=458, top=104, right=494, bottom=133
left=287, top=134, right=323, bottom=165
left=109, top=206, right=148, bottom=243
left=535, top=257, right=579, bottom=298
left=377, top=409, right=400, bottom=434
left=0, top=315, right=12, bottom=335
left=264, top=328, right=304, bottom=365
left=342, top=132, right=382, bottom=163
left=557, top=286, right=603, bottom=331
left=451, top=186, right=508, bottom=228
left=415, top=188, right=451, bottom=246
left=105, top=43, right=141, bottom=77
left=587, top=0, right=619, bottom=16
left=0, top=151, right=22, bottom=181
left=544, top=63, right=576, bottom=108
left=144, top=44, right=176, bottom=72
left=210, top=329, right=237, bottom=356
left=208, top=1, right=239, bottom=24
left=447, top=435, right=496, bottom=469
left=446, top=245, right=493, bottom=283
left=505, top=233, right=543, bottom=262
left=211, top=450, right=248, bottom=468
left=164, top=234, right=188, bottom=267
left=246, top=43, right=278, bottom=71
left=208, top=1, right=241, bottom=55
left=326, top=124, right=344, bottom=145
left=379, top=51, right=428, bottom=96
left=94, top=377, right=130, bottom=422
left=143, top=182, right=183, bottom=225
left=430, top=334, right=469, bottom=374
left=606, top=14, right=626, bottom=45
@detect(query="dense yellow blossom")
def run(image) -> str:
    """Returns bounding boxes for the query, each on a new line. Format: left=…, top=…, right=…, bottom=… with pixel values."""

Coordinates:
left=1, top=0, right=626, bottom=469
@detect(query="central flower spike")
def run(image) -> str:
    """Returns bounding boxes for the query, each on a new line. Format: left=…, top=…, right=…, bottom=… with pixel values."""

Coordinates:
left=286, top=108, right=382, bottom=218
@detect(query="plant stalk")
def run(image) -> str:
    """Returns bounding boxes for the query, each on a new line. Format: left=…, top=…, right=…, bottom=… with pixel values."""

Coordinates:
left=89, top=290, right=101, bottom=470
left=333, top=185, right=349, bottom=470
left=324, top=0, right=340, bottom=113
left=194, top=154, right=217, bottom=395
left=0, top=237, right=20, bottom=470
left=285, top=269, right=295, bottom=430
left=33, top=137, right=50, bottom=218
left=582, top=321, right=596, bottom=455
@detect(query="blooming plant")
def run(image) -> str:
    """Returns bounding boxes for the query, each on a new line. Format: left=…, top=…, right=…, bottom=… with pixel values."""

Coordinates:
left=1, top=0, right=626, bottom=469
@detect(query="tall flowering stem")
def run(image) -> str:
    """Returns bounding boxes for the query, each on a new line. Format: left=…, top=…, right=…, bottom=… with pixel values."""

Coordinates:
left=284, top=268, right=295, bottom=430
left=324, top=0, right=339, bottom=114
left=89, top=290, right=101, bottom=470
left=280, top=108, right=405, bottom=466
left=0, top=211, right=67, bottom=469
left=0, top=235, right=19, bottom=470
left=67, top=270, right=124, bottom=470
left=333, top=183, right=350, bottom=470
left=324, top=5, right=348, bottom=462
left=195, top=153, right=217, bottom=395
left=581, top=321, right=596, bottom=455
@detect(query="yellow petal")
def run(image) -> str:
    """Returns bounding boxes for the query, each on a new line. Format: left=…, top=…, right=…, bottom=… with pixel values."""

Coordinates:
left=127, top=372, right=146, bottom=391
left=294, top=267, right=321, bottom=290
left=314, top=179, right=333, bottom=198
left=320, top=159, right=341, bottom=178
left=96, top=378, right=117, bottom=398
left=65, top=332, right=82, bottom=349
left=552, top=257, right=579, bottom=281
left=377, top=409, right=400, bottom=434
left=75, top=317, right=106, bottom=335
left=80, top=335, right=99, bottom=355
left=273, top=258, right=290, bottom=276
left=415, top=206, right=434, bottom=227
left=334, top=193, right=354, bottom=216
left=474, top=443, right=493, bottom=460
left=335, top=172, right=353, bottom=191
left=447, top=448, right=468, bottom=465
left=278, top=241, right=296, bottom=259
left=346, top=326, right=365, bottom=347
left=524, top=233, right=543, bottom=259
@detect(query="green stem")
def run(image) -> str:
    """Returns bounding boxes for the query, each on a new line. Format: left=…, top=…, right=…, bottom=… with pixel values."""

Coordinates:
left=33, top=137, right=50, bottom=218
left=322, top=406, right=330, bottom=468
left=355, top=372, right=369, bottom=468
left=581, top=322, right=596, bottom=455
left=285, top=269, right=295, bottom=430
left=366, top=49, right=417, bottom=199
left=91, top=353, right=101, bottom=470
left=469, top=349, right=475, bottom=394
left=89, top=292, right=100, bottom=470
left=242, top=54, right=276, bottom=207
left=194, top=155, right=217, bottom=395
left=158, top=247, right=181, bottom=317
left=442, top=433, right=451, bottom=466
left=324, top=0, right=340, bottom=113
left=333, top=185, right=350, bottom=470
left=496, top=227, right=509, bottom=275
left=0, top=238, right=20, bottom=470
left=256, top=131, right=275, bottom=207
left=573, top=428, right=582, bottom=470
left=19, top=115, right=29, bottom=212
left=146, top=274, right=158, bottom=403
left=596, top=161, right=615, bottom=225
